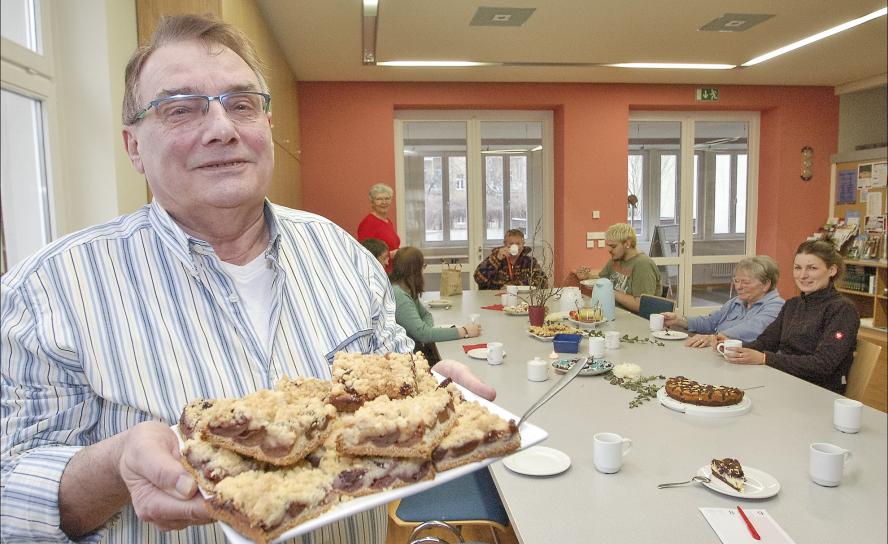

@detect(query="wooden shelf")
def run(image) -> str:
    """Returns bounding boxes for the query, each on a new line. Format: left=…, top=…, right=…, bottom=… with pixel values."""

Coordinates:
left=845, top=259, right=888, bottom=269
left=838, top=287, right=877, bottom=298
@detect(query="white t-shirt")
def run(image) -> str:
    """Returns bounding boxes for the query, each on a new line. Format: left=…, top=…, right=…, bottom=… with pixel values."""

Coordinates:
left=219, top=252, right=275, bottom=355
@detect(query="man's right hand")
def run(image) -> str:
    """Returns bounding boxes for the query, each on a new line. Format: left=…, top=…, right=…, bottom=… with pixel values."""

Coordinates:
left=496, top=246, right=510, bottom=259
left=119, top=421, right=212, bottom=531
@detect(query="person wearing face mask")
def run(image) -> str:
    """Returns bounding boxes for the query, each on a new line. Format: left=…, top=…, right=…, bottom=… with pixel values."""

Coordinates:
left=661, top=256, right=784, bottom=347
left=570, top=223, right=660, bottom=313
left=473, top=229, right=546, bottom=290
left=720, top=240, right=859, bottom=394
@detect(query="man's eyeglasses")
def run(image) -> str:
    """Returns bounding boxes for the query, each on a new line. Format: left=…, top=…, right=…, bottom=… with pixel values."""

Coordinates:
left=132, top=91, right=271, bottom=128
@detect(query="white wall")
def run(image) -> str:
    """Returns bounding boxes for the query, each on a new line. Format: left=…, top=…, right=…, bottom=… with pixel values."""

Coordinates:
left=838, top=85, right=888, bottom=153
left=51, top=0, right=145, bottom=235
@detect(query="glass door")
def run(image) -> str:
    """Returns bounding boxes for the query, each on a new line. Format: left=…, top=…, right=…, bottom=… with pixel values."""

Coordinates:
left=396, top=112, right=553, bottom=291
left=629, top=112, right=759, bottom=315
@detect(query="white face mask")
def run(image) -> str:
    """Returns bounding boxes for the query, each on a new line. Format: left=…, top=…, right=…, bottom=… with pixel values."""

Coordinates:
left=509, top=244, right=520, bottom=256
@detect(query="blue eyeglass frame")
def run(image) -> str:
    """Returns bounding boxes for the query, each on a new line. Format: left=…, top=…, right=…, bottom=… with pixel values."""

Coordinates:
left=132, top=91, right=272, bottom=122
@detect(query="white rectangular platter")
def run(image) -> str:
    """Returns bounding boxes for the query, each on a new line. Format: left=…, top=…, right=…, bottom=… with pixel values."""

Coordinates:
left=175, top=375, right=548, bottom=543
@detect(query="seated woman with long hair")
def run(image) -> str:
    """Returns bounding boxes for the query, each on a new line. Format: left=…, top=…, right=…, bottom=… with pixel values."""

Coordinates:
left=721, top=240, right=859, bottom=394
left=390, top=247, right=480, bottom=364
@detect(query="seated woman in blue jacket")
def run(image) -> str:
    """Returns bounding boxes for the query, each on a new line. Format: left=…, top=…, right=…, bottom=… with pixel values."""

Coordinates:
left=390, top=247, right=481, bottom=364
left=662, top=256, right=784, bottom=347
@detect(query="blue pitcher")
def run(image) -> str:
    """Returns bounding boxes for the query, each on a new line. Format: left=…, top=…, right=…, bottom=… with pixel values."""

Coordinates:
left=589, top=278, right=616, bottom=321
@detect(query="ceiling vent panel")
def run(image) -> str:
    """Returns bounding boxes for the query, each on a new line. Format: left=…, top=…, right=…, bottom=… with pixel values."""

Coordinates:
left=470, top=7, right=536, bottom=27
left=699, top=13, right=775, bottom=32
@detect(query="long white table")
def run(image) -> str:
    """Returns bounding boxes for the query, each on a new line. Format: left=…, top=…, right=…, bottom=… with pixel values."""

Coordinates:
left=423, top=290, right=887, bottom=543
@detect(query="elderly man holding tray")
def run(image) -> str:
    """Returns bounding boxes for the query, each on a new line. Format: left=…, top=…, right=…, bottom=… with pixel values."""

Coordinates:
left=0, top=14, right=493, bottom=544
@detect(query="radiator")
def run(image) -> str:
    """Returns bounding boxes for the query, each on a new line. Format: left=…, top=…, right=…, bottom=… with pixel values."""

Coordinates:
left=711, top=263, right=734, bottom=278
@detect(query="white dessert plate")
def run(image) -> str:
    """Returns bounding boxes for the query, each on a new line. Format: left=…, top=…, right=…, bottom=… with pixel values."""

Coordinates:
left=427, top=299, right=452, bottom=309
left=527, top=331, right=555, bottom=342
left=695, top=464, right=781, bottom=499
left=551, top=358, right=613, bottom=376
left=503, top=306, right=529, bottom=316
left=503, top=446, right=571, bottom=476
left=656, top=387, right=752, bottom=417
left=652, top=330, right=688, bottom=340
left=567, top=317, right=606, bottom=329
left=174, top=375, right=547, bottom=544
left=466, top=348, right=507, bottom=360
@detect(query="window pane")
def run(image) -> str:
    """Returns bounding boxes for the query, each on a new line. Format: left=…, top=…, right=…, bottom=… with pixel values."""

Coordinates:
left=1, top=88, right=51, bottom=271
left=713, top=154, right=731, bottom=234
left=484, top=156, right=504, bottom=241
left=509, top=155, right=527, bottom=233
left=448, top=156, right=467, bottom=241
left=423, top=157, right=443, bottom=241
left=693, top=154, right=699, bottom=234
left=736, top=154, right=747, bottom=233
left=691, top=263, right=735, bottom=309
left=660, top=154, right=676, bottom=220
left=1, top=0, right=42, bottom=53
left=628, top=154, right=643, bottom=232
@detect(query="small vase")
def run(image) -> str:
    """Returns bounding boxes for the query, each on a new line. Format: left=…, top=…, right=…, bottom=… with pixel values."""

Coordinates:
left=528, top=305, right=546, bottom=326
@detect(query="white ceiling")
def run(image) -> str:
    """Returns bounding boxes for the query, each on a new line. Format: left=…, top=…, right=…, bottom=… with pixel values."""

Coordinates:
left=257, top=0, right=887, bottom=88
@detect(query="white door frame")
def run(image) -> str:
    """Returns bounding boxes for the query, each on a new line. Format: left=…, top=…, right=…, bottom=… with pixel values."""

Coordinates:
left=394, top=110, right=554, bottom=290
left=630, top=111, right=760, bottom=315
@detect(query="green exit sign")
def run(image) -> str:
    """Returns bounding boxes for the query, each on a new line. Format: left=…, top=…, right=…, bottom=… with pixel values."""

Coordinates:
left=696, top=88, right=720, bottom=101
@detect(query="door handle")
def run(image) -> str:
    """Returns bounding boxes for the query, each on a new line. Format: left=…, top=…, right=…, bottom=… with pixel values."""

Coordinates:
left=477, top=245, right=483, bottom=259
left=680, top=240, right=685, bottom=255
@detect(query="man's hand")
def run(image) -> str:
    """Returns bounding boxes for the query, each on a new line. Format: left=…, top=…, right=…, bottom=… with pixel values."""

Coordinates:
left=496, top=246, right=510, bottom=259
left=119, top=422, right=212, bottom=531
left=434, top=359, right=496, bottom=401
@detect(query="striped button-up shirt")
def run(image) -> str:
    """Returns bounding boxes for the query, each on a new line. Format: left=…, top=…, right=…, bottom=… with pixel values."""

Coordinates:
left=1, top=201, right=412, bottom=543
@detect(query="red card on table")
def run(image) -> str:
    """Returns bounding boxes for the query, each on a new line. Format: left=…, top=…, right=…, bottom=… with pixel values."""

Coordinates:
left=462, top=343, right=487, bottom=353
left=481, top=304, right=504, bottom=311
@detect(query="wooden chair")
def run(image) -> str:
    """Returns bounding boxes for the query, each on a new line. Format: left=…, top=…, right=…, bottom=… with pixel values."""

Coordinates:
left=846, top=338, right=885, bottom=411
left=388, top=468, right=509, bottom=544
left=638, top=294, right=675, bottom=320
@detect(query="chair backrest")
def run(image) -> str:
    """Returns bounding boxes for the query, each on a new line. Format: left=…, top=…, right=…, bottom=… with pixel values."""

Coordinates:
left=638, top=294, right=675, bottom=320
left=846, top=339, right=883, bottom=408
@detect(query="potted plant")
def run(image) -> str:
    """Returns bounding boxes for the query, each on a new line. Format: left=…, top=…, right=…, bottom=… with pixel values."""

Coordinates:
left=518, top=220, right=563, bottom=326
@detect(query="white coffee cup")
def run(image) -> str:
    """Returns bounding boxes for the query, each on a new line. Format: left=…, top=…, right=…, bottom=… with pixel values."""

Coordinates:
left=526, top=357, right=548, bottom=382
left=834, top=398, right=863, bottom=433
left=469, top=313, right=480, bottom=325
left=604, top=331, right=621, bottom=350
left=593, top=432, right=633, bottom=474
left=506, top=285, right=519, bottom=295
left=487, top=342, right=504, bottom=365
left=500, top=294, right=510, bottom=307
left=588, top=337, right=606, bottom=358
left=716, top=339, right=743, bottom=358
left=649, top=313, right=665, bottom=331
left=809, top=442, right=852, bottom=487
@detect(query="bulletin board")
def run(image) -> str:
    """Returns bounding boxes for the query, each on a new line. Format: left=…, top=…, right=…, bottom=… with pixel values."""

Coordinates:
left=832, top=158, right=887, bottom=260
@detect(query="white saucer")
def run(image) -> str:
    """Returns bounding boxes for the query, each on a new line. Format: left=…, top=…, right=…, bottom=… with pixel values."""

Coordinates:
left=427, top=299, right=452, bottom=309
left=467, top=348, right=507, bottom=360
left=657, top=387, right=752, bottom=417
left=503, top=446, right=571, bottom=476
left=696, top=464, right=781, bottom=499
left=652, top=330, right=689, bottom=340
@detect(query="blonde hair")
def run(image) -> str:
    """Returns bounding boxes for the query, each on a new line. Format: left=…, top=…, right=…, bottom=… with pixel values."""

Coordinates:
left=605, top=223, right=637, bottom=247
left=122, top=14, right=268, bottom=125
left=369, top=183, right=394, bottom=200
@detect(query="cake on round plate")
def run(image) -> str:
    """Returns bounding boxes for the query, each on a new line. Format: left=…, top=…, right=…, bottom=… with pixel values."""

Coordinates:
left=665, top=376, right=744, bottom=407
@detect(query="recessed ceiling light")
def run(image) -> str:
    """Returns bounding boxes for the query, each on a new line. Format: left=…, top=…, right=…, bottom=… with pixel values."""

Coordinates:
left=377, top=60, right=496, bottom=67
left=742, top=8, right=887, bottom=67
left=607, top=63, right=736, bottom=70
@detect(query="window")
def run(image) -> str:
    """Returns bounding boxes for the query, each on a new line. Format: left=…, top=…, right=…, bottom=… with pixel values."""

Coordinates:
left=1, top=0, right=54, bottom=274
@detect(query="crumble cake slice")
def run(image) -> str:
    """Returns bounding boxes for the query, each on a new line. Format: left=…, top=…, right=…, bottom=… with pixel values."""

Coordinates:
left=275, top=375, right=332, bottom=402
left=665, top=376, right=744, bottom=407
left=207, top=465, right=339, bottom=544
left=329, top=352, right=424, bottom=411
left=198, top=389, right=337, bottom=466
left=336, top=387, right=457, bottom=458
left=179, top=437, right=261, bottom=493
left=432, top=399, right=521, bottom=471
left=711, top=458, right=746, bottom=492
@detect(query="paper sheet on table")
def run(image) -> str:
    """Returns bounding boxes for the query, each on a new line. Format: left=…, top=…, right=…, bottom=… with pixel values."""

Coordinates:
left=699, top=507, right=796, bottom=544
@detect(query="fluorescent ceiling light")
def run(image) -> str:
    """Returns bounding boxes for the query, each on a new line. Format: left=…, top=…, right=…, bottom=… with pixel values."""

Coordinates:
left=742, top=8, right=887, bottom=67
left=607, top=63, right=736, bottom=70
left=377, top=60, right=495, bottom=67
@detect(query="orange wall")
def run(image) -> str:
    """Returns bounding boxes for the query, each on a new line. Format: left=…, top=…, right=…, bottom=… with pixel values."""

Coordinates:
left=298, top=82, right=838, bottom=298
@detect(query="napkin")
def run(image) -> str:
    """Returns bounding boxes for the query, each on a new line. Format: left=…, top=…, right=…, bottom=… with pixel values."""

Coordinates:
left=699, top=507, right=796, bottom=544
left=462, top=343, right=487, bottom=353
left=481, top=304, right=504, bottom=311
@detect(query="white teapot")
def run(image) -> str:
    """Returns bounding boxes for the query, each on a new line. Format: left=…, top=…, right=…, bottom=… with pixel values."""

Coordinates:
left=589, top=278, right=616, bottom=321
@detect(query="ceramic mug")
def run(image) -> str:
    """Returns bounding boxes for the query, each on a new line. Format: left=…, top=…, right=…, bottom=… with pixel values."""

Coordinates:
left=809, top=442, right=852, bottom=487
left=834, top=398, right=863, bottom=433
left=649, top=313, right=665, bottom=331
left=604, top=331, right=621, bottom=350
left=593, top=432, right=633, bottom=474
left=588, top=337, right=606, bottom=358
left=487, top=342, right=504, bottom=365
left=716, top=339, right=743, bottom=358
left=469, top=313, right=480, bottom=325
left=526, top=358, right=548, bottom=381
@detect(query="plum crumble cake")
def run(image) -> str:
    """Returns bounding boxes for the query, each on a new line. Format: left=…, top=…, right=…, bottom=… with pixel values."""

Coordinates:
left=432, top=400, right=520, bottom=471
